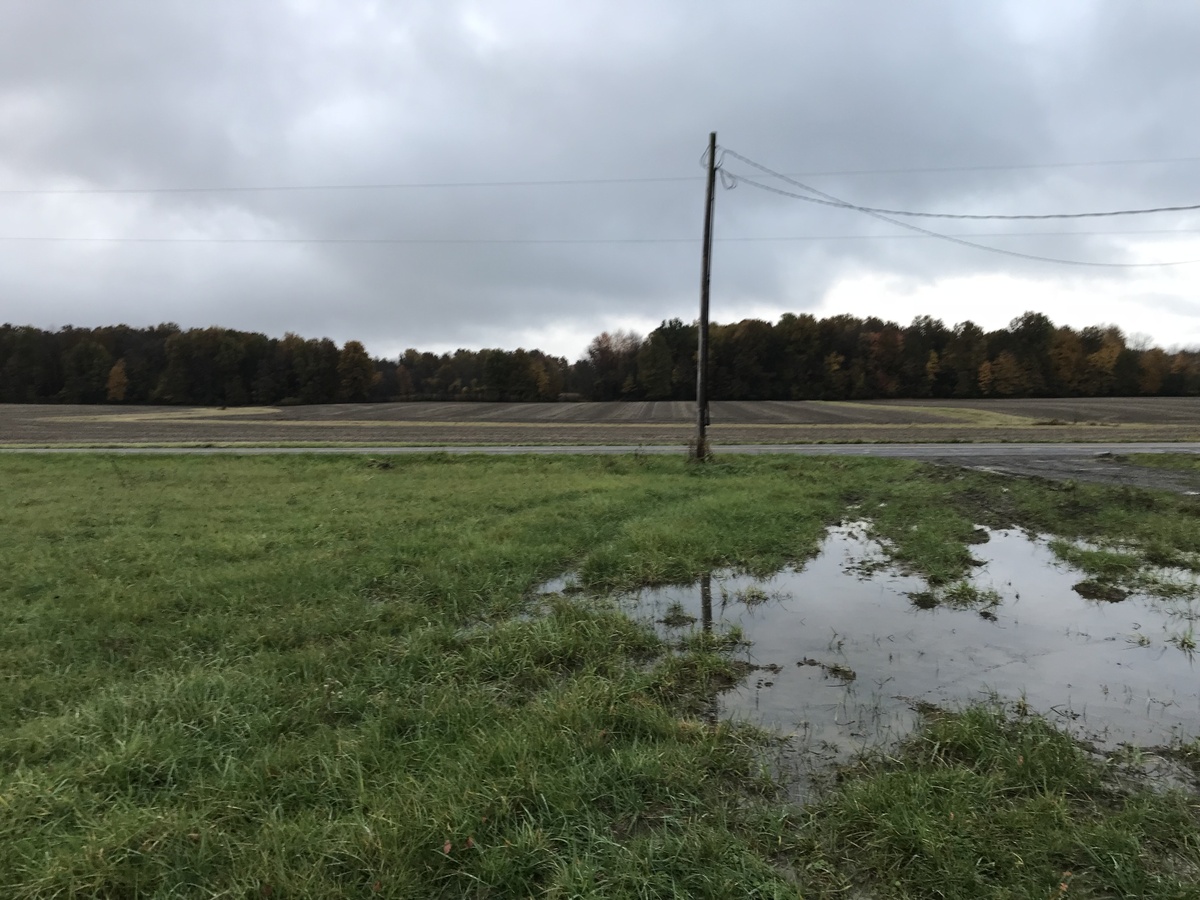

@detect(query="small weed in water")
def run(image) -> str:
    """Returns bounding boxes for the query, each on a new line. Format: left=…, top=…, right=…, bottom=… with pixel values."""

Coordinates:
left=730, top=585, right=771, bottom=607
left=906, top=582, right=1001, bottom=610
left=1073, top=580, right=1129, bottom=603
left=908, top=589, right=938, bottom=610
left=797, top=657, right=857, bottom=683
left=1170, top=627, right=1197, bottom=652
left=941, top=581, right=1002, bottom=609
left=659, top=601, right=696, bottom=628
left=678, top=625, right=746, bottom=652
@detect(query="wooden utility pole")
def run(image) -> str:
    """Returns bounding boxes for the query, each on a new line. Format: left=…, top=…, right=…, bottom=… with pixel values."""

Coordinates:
left=691, top=131, right=717, bottom=461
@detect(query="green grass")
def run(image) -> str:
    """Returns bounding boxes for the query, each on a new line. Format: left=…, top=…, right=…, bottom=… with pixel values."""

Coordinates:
left=2, top=453, right=1198, bottom=897
left=788, top=704, right=1200, bottom=898
left=1126, top=452, right=1200, bottom=473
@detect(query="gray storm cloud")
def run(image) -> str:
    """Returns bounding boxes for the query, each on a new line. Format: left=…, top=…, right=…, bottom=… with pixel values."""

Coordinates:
left=2, top=0, right=1199, bottom=358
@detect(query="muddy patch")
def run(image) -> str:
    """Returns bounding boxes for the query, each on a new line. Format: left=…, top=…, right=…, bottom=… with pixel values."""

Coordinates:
left=934, top=451, right=1200, bottom=494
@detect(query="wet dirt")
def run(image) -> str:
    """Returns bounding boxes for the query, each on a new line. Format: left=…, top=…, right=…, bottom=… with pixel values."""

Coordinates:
left=932, top=451, right=1200, bottom=494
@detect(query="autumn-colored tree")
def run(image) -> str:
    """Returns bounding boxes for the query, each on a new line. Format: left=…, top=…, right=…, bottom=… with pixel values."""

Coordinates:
left=1085, top=328, right=1125, bottom=395
left=1167, top=352, right=1200, bottom=395
left=1139, top=348, right=1171, bottom=395
left=1048, top=327, right=1087, bottom=395
left=977, top=360, right=994, bottom=396
left=924, top=350, right=941, bottom=395
left=106, top=359, right=129, bottom=402
left=862, top=328, right=905, bottom=397
left=990, top=351, right=1027, bottom=396
left=824, top=351, right=848, bottom=398
left=901, top=316, right=951, bottom=396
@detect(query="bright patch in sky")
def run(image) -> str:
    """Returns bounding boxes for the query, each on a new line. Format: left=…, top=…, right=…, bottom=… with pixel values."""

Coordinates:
left=821, top=268, right=1200, bottom=351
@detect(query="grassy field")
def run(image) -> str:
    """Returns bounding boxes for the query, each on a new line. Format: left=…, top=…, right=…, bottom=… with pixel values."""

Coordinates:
left=1129, top=452, right=1200, bottom=474
left=2, top=454, right=1199, bottom=898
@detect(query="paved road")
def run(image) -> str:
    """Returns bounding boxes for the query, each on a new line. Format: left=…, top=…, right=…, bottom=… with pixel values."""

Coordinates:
left=3, top=442, right=1199, bottom=456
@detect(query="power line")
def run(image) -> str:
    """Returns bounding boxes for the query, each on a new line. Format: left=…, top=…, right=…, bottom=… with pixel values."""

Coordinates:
left=3, top=228, right=1200, bottom=246
left=729, top=229, right=1200, bottom=241
left=844, top=200, right=1200, bottom=221
left=733, top=172, right=1200, bottom=267
left=779, top=154, right=1200, bottom=178
left=735, top=173, right=1200, bottom=220
left=724, top=151, right=1200, bottom=220
left=3, top=153, right=1200, bottom=196
left=0, top=236, right=698, bottom=245
left=0, top=176, right=700, bottom=196
left=721, top=148, right=1200, bottom=268
left=721, top=229, right=1200, bottom=241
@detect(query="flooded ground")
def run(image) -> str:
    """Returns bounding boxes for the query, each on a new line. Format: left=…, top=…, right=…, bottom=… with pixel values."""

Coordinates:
left=551, top=524, right=1200, bottom=791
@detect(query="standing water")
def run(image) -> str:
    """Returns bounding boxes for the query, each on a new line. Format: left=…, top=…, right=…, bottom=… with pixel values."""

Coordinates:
left=585, top=524, right=1199, bottom=770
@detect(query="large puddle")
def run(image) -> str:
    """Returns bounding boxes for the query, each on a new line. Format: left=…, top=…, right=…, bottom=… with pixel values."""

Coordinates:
left=551, top=525, right=1200, bottom=782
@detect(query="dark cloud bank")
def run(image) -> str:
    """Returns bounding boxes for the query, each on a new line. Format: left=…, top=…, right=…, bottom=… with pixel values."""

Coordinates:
left=2, top=0, right=1199, bottom=360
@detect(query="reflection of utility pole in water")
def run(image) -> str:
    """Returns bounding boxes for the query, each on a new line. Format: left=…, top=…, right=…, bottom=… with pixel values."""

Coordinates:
left=699, top=572, right=718, bottom=725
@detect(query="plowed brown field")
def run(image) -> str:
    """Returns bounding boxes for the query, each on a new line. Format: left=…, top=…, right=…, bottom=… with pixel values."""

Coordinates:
left=2, top=398, right=1198, bottom=446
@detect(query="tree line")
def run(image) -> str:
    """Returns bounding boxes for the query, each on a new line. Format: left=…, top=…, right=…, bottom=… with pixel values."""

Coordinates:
left=1, top=312, right=1197, bottom=406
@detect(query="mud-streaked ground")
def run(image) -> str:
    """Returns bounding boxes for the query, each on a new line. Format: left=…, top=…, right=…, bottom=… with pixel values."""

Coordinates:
left=2, top=397, right=1198, bottom=446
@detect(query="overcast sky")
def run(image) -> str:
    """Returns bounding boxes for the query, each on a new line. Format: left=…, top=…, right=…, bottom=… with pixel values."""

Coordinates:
left=3, top=0, right=1200, bottom=361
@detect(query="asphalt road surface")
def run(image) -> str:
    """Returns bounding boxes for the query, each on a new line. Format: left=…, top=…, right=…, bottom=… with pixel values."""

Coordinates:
left=4, top=441, right=1197, bottom=455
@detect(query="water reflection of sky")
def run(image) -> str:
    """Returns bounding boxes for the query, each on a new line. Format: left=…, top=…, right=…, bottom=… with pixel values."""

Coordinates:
left=618, top=525, right=1199, bottom=756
